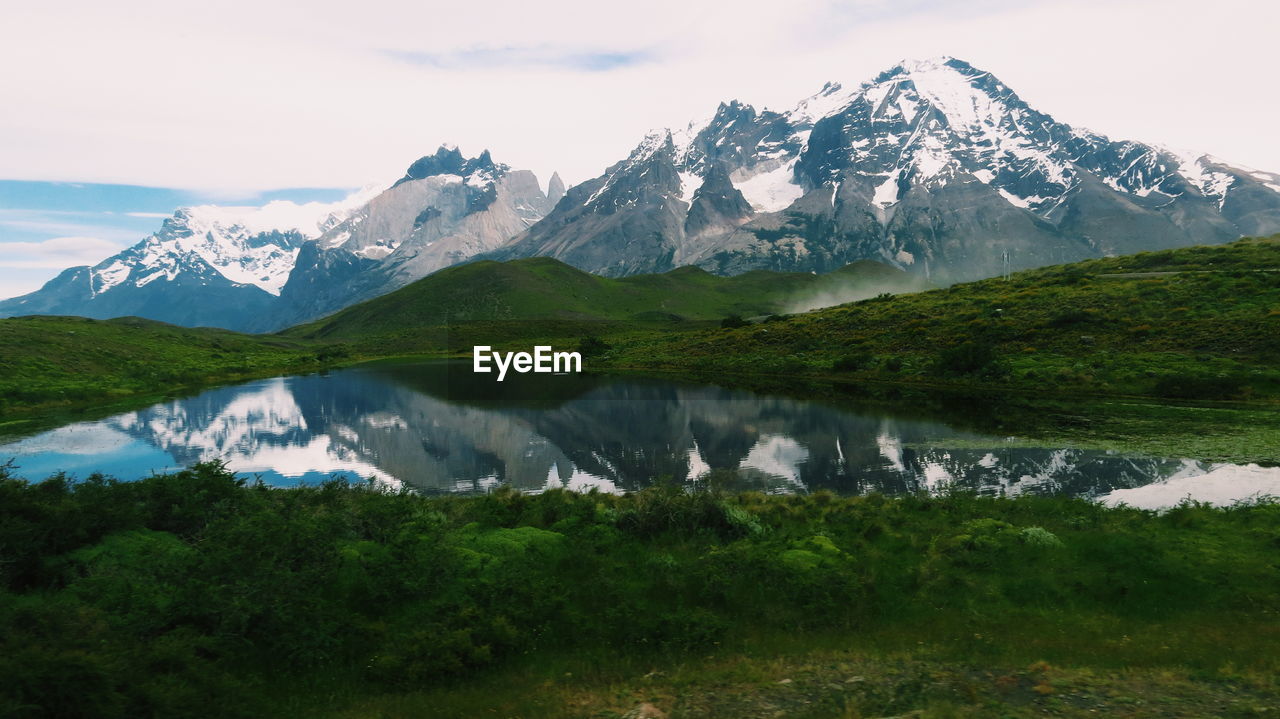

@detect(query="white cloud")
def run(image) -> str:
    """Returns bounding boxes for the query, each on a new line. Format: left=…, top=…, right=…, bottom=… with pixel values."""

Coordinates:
left=0, top=0, right=1276, bottom=195
left=0, top=209, right=152, bottom=243
left=0, top=235, right=128, bottom=300
left=0, top=236, right=125, bottom=269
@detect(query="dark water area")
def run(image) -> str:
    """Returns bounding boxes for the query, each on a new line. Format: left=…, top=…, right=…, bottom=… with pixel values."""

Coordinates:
left=3, top=361, right=1277, bottom=509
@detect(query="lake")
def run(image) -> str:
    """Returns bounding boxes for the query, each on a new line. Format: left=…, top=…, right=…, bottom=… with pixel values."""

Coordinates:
left=3, top=360, right=1277, bottom=509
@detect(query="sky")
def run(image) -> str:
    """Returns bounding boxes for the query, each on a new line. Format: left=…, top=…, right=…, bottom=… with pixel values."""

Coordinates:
left=2, top=0, right=1278, bottom=299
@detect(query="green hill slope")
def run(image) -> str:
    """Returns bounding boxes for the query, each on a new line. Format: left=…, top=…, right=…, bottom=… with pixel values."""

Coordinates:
left=0, top=316, right=324, bottom=413
left=605, top=236, right=1280, bottom=400
left=285, top=257, right=923, bottom=345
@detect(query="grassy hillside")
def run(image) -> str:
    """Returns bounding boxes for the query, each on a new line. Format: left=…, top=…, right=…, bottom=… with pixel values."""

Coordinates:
left=2, top=462, right=1276, bottom=718
left=604, top=236, right=1280, bottom=400
left=0, top=316, right=330, bottom=413
left=285, top=256, right=923, bottom=348
left=0, top=259, right=921, bottom=414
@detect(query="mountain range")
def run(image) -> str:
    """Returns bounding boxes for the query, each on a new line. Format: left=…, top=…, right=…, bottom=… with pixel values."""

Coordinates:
left=4, top=56, right=1279, bottom=331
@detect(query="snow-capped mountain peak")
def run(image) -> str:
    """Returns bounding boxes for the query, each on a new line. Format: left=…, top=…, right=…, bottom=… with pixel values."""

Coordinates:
left=879, top=56, right=1013, bottom=135
left=85, top=189, right=379, bottom=298
left=494, top=56, right=1280, bottom=281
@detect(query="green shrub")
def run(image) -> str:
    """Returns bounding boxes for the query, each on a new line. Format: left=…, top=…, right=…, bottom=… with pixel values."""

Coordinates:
left=832, top=353, right=873, bottom=372
left=1046, top=308, right=1096, bottom=327
left=577, top=335, right=612, bottom=357
left=1153, top=374, right=1247, bottom=399
left=933, top=341, right=1000, bottom=376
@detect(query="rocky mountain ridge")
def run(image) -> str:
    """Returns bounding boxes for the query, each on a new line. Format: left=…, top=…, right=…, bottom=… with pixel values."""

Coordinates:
left=493, top=57, right=1280, bottom=281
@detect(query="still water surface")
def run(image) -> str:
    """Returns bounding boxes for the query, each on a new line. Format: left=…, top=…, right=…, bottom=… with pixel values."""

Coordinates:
left=3, top=361, right=1277, bottom=509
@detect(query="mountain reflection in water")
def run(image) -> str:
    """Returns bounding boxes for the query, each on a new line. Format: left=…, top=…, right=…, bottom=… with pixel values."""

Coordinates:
left=3, top=361, right=1277, bottom=508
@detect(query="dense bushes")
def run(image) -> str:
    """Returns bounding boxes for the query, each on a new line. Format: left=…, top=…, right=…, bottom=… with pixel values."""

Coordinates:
left=1, top=463, right=1277, bottom=716
left=1152, top=373, right=1249, bottom=400
left=832, top=352, right=873, bottom=372
left=576, top=335, right=612, bottom=357
left=932, top=340, right=1001, bottom=377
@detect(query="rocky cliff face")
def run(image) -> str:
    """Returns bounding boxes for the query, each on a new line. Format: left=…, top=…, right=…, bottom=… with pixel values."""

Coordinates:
left=494, top=57, right=1280, bottom=281
left=266, top=146, right=555, bottom=329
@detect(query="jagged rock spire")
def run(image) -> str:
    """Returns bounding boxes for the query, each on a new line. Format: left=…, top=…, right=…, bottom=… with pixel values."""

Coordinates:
left=547, top=171, right=566, bottom=205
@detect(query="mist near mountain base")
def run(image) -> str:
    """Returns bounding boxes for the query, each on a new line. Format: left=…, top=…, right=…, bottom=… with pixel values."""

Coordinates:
left=782, top=278, right=913, bottom=315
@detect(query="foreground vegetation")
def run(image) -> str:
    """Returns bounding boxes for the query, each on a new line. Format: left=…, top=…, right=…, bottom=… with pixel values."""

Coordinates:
left=2, top=463, right=1277, bottom=717
left=602, top=236, right=1280, bottom=401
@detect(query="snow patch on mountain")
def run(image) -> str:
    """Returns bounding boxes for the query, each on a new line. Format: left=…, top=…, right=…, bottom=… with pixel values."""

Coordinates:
left=734, top=161, right=803, bottom=213
left=806, top=56, right=1080, bottom=209
left=677, top=171, right=701, bottom=205
left=873, top=174, right=900, bottom=207
left=1162, top=147, right=1238, bottom=206
left=354, top=241, right=401, bottom=260
left=94, top=260, right=132, bottom=294
left=1248, top=169, right=1280, bottom=194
